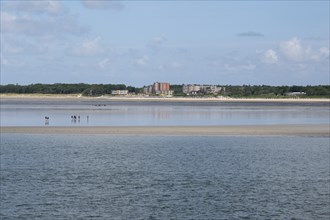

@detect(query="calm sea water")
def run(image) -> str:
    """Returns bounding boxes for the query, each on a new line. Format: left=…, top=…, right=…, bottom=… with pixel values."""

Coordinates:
left=1, top=134, right=329, bottom=219
left=0, top=99, right=329, bottom=126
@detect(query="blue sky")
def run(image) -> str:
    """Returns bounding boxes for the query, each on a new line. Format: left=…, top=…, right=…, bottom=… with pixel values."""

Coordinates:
left=1, top=0, right=329, bottom=86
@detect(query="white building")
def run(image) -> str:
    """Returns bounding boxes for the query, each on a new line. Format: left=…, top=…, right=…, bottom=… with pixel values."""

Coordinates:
left=183, top=84, right=222, bottom=95
left=286, top=92, right=306, bottom=96
left=183, top=84, right=201, bottom=95
left=111, top=90, right=128, bottom=95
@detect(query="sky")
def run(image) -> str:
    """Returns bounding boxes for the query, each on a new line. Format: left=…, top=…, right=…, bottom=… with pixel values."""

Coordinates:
left=1, top=0, right=329, bottom=86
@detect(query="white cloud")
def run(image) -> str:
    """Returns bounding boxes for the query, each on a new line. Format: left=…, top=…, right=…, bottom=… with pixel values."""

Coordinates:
left=279, top=37, right=329, bottom=62
left=279, top=37, right=306, bottom=61
left=319, top=47, right=330, bottom=56
left=317, top=47, right=330, bottom=60
left=1, top=12, right=17, bottom=22
left=150, top=36, right=166, bottom=46
left=1, top=11, right=88, bottom=37
left=69, top=37, right=105, bottom=56
left=1, top=12, right=33, bottom=34
left=98, top=58, right=110, bottom=69
left=261, top=49, right=278, bottom=64
left=134, top=55, right=149, bottom=66
left=82, top=0, right=124, bottom=10
left=2, top=1, right=64, bottom=16
left=153, top=36, right=165, bottom=44
left=31, top=1, right=63, bottom=15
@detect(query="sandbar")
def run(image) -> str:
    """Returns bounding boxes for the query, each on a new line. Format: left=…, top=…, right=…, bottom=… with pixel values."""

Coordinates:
left=1, top=125, right=329, bottom=136
left=1, top=94, right=329, bottom=103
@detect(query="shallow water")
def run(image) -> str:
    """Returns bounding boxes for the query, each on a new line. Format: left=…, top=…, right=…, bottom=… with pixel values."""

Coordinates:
left=1, top=99, right=328, bottom=126
left=1, top=134, right=329, bottom=219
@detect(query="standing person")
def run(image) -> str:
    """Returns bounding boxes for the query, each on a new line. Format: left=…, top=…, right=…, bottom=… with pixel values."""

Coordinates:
left=45, top=116, right=49, bottom=125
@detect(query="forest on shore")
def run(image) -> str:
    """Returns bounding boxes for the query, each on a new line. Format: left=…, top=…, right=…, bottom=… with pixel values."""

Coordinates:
left=0, top=83, right=329, bottom=98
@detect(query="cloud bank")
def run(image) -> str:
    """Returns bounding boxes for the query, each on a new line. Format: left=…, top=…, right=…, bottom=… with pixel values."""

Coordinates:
left=1, top=1, right=88, bottom=37
left=280, top=37, right=329, bottom=62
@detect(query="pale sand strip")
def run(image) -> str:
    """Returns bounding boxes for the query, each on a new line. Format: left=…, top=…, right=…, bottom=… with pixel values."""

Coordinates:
left=1, top=94, right=329, bottom=103
left=1, top=125, right=329, bottom=136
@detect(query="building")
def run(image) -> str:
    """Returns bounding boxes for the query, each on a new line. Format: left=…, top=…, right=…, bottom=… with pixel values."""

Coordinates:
left=144, top=82, right=173, bottom=96
left=183, top=84, right=201, bottom=95
left=111, top=90, right=128, bottom=95
left=286, top=92, right=306, bottom=96
left=143, top=86, right=153, bottom=94
left=152, top=82, right=170, bottom=94
left=182, top=84, right=222, bottom=95
left=201, top=85, right=222, bottom=94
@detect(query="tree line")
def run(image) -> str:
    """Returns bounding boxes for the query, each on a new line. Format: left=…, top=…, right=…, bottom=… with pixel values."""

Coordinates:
left=221, top=85, right=330, bottom=98
left=0, top=83, right=329, bottom=98
left=0, top=83, right=140, bottom=96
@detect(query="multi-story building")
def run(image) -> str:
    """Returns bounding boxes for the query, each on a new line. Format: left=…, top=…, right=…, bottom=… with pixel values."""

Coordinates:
left=183, top=84, right=222, bottom=95
left=201, top=85, right=222, bottom=94
left=182, top=84, right=201, bottom=95
left=111, top=90, right=128, bottom=95
left=143, top=86, right=153, bottom=94
left=144, top=82, right=173, bottom=96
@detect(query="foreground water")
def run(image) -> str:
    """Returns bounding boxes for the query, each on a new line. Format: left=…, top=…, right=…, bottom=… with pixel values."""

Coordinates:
left=0, top=99, right=329, bottom=126
left=1, top=134, right=329, bottom=219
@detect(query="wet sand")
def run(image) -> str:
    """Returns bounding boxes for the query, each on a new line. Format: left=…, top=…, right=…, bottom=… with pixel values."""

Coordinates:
left=1, top=125, right=329, bottom=136
left=1, top=94, right=329, bottom=103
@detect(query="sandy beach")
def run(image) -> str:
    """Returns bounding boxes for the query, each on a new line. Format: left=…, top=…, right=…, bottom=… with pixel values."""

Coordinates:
left=1, top=94, right=329, bottom=103
left=1, top=125, right=329, bottom=136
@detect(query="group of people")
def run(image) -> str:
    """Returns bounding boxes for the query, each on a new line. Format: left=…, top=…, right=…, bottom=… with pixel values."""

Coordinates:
left=71, top=115, right=89, bottom=124
left=44, top=115, right=89, bottom=125
left=71, top=115, right=80, bottom=120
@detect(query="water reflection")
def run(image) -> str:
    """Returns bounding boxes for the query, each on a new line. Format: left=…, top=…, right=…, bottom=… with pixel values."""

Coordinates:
left=0, top=100, right=329, bottom=126
left=152, top=107, right=170, bottom=121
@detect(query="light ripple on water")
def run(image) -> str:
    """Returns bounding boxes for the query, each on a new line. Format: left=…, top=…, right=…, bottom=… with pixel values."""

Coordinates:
left=1, top=134, right=329, bottom=219
left=1, top=100, right=329, bottom=126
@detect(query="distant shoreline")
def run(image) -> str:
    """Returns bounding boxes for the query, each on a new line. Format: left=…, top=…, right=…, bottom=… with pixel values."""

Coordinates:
left=1, top=125, right=329, bottom=136
left=1, top=93, right=329, bottom=103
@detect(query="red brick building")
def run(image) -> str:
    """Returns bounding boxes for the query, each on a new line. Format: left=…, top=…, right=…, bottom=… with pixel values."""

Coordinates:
left=143, top=82, right=172, bottom=96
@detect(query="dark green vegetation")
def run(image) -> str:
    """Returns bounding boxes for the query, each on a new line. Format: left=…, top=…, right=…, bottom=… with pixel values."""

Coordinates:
left=222, top=85, right=330, bottom=98
left=170, top=84, right=186, bottom=96
left=0, top=83, right=141, bottom=96
left=0, top=83, right=329, bottom=98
